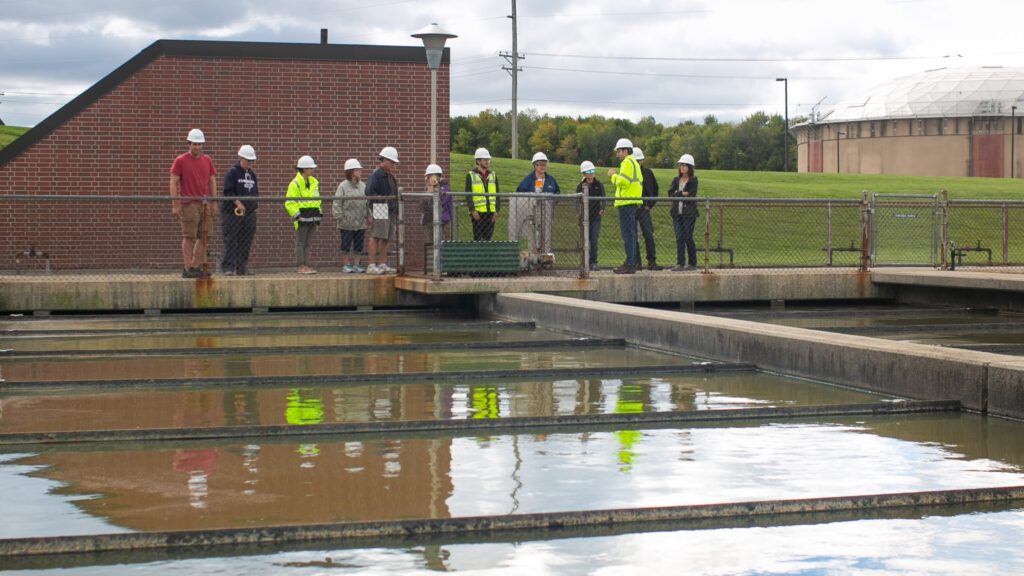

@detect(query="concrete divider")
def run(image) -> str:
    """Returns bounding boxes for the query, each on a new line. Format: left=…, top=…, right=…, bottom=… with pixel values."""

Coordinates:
left=484, top=293, right=1021, bottom=415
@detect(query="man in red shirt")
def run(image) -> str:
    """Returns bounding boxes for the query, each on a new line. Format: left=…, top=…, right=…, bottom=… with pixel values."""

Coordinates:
left=169, top=129, right=217, bottom=278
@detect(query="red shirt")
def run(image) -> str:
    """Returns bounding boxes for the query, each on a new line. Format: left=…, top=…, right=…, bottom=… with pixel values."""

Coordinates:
left=170, top=152, right=217, bottom=200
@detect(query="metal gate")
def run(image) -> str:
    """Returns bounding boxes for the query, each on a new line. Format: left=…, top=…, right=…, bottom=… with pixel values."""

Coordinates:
left=869, top=193, right=941, bottom=266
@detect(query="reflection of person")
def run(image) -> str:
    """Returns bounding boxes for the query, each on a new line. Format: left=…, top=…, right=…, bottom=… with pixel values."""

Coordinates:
left=422, top=164, right=453, bottom=240
left=366, top=147, right=400, bottom=275
left=333, top=158, right=369, bottom=273
left=466, top=147, right=499, bottom=241
left=169, top=128, right=217, bottom=278
left=514, top=152, right=561, bottom=254
left=607, top=138, right=643, bottom=274
left=284, top=155, right=321, bottom=274
left=669, top=154, right=700, bottom=271
left=220, top=145, right=258, bottom=275
left=632, top=147, right=663, bottom=271
left=576, top=161, right=605, bottom=271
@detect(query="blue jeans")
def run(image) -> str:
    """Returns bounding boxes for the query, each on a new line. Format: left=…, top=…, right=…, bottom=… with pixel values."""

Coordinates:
left=588, top=215, right=601, bottom=266
left=617, top=204, right=640, bottom=267
left=673, top=215, right=698, bottom=266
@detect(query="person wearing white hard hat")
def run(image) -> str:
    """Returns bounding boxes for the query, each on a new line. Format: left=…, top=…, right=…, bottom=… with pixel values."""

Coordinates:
left=668, top=154, right=699, bottom=271
left=632, top=147, right=664, bottom=271
left=576, top=160, right=606, bottom=271
left=333, top=158, right=369, bottom=273
left=513, top=151, right=561, bottom=256
left=169, top=128, right=217, bottom=278
left=285, top=155, right=322, bottom=274
left=421, top=164, right=453, bottom=240
left=608, top=138, right=644, bottom=273
left=365, top=147, right=400, bottom=274
left=219, top=145, right=259, bottom=275
left=465, top=147, right=500, bottom=241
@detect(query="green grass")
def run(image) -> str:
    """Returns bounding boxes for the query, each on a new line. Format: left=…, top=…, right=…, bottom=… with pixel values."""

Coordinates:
left=448, top=152, right=1024, bottom=268
left=0, top=125, right=29, bottom=150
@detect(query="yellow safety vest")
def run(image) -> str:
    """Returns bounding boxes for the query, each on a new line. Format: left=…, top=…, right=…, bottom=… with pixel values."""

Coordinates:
left=610, top=156, right=643, bottom=207
left=284, top=172, right=321, bottom=230
left=469, top=171, right=498, bottom=213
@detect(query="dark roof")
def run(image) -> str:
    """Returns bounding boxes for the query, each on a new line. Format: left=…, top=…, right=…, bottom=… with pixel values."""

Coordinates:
left=0, top=39, right=448, bottom=168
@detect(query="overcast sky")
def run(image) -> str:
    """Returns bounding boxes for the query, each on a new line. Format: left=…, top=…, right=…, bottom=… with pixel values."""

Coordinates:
left=2, top=0, right=1024, bottom=128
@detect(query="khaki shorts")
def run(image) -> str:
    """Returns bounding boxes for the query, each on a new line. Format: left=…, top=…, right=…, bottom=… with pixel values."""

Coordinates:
left=370, top=217, right=394, bottom=240
left=179, top=202, right=211, bottom=240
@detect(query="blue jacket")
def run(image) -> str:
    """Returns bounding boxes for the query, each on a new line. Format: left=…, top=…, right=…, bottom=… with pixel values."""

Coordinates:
left=221, top=163, right=258, bottom=214
left=515, top=172, right=560, bottom=194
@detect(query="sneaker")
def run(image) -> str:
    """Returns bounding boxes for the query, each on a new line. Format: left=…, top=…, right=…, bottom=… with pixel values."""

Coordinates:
left=684, top=265, right=697, bottom=271
left=589, top=264, right=598, bottom=272
left=182, top=268, right=200, bottom=278
left=223, top=270, right=236, bottom=276
left=353, top=265, right=365, bottom=273
left=613, top=265, right=637, bottom=275
left=672, top=265, right=687, bottom=272
left=381, top=264, right=396, bottom=274
left=366, top=264, right=380, bottom=274
left=647, top=261, right=664, bottom=271
left=342, top=264, right=354, bottom=273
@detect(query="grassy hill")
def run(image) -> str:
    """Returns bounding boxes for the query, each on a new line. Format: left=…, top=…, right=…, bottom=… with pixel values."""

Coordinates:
left=0, top=125, right=29, bottom=150
left=450, top=153, right=1024, bottom=200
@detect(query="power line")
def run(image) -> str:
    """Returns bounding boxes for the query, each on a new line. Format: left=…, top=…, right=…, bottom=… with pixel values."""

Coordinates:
left=523, top=66, right=847, bottom=81
left=524, top=52, right=961, bottom=63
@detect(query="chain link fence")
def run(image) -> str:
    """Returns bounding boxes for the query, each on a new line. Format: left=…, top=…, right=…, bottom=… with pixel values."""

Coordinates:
left=5, top=192, right=1024, bottom=279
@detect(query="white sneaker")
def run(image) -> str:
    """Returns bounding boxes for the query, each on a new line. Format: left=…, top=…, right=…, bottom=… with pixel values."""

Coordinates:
left=366, top=264, right=380, bottom=274
left=381, top=264, right=396, bottom=274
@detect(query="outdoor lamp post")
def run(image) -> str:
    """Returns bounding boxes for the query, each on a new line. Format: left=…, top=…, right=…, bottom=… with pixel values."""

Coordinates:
left=836, top=130, right=846, bottom=174
left=412, top=23, right=457, bottom=165
left=1013, top=105, right=1018, bottom=179
left=776, top=78, right=788, bottom=172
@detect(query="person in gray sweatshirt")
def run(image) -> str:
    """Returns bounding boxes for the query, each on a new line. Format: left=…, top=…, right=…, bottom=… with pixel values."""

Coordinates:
left=333, top=158, right=370, bottom=273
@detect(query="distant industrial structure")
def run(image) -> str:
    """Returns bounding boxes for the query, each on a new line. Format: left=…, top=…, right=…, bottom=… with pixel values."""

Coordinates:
left=791, top=67, right=1024, bottom=177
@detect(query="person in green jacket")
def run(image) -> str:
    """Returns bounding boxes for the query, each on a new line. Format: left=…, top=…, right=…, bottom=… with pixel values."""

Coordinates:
left=607, top=138, right=643, bottom=274
left=285, top=155, right=321, bottom=274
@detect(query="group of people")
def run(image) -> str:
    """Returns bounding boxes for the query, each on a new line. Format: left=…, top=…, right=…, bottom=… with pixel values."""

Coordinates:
left=169, top=129, right=698, bottom=277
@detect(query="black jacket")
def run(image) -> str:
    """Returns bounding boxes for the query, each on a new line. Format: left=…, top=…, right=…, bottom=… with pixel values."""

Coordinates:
left=221, top=163, right=258, bottom=214
left=668, top=175, right=699, bottom=218
left=640, top=166, right=658, bottom=209
left=575, top=179, right=606, bottom=217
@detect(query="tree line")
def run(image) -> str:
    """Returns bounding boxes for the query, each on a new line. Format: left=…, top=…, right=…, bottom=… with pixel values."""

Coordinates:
left=451, top=109, right=800, bottom=171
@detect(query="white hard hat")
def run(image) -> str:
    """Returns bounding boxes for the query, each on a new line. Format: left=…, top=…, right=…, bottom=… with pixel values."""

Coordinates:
left=579, top=161, right=596, bottom=173
left=425, top=163, right=443, bottom=176
left=237, top=145, right=256, bottom=160
left=632, top=147, right=645, bottom=161
left=187, top=128, right=206, bottom=144
left=678, top=153, right=696, bottom=166
left=532, top=151, right=549, bottom=163
left=297, top=155, right=317, bottom=169
left=614, top=138, right=634, bottom=150
left=343, top=158, right=362, bottom=171
left=474, top=147, right=492, bottom=160
left=379, top=146, right=400, bottom=163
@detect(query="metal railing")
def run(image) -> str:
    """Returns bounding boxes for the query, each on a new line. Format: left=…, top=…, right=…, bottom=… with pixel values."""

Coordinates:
left=4, top=191, right=1024, bottom=279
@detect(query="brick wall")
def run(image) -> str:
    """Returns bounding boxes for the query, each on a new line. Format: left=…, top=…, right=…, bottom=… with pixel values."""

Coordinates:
left=0, top=47, right=450, bottom=272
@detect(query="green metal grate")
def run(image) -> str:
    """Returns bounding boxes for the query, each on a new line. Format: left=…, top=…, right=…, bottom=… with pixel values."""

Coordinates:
left=440, top=241, right=520, bottom=274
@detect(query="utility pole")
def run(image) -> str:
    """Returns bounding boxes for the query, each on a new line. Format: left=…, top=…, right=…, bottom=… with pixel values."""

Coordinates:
left=499, top=0, right=522, bottom=159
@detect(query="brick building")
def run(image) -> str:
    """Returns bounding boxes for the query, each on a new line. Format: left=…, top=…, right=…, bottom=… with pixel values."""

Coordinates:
left=0, top=39, right=450, bottom=272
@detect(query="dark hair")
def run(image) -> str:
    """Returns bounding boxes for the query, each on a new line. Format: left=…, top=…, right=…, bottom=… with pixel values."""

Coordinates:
left=678, top=163, right=696, bottom=178
left=619, top=147, right=633, bottom=155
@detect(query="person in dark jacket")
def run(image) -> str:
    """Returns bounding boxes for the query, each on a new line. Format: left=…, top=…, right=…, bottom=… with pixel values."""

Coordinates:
left=668, top=153, right=699, bottom=271
left=513, top=152, right=560, bottom=254
left=365, top=146, right=400, bottom=274
left=632, top=147, right=663, bottom=270
left=220, top=145, right=259, bottom=275
left=576, top=160, right=605, bottom=271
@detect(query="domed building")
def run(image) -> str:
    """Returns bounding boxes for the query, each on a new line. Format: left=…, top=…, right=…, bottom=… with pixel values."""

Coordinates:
left=791, top=66, right=1024, bottom=177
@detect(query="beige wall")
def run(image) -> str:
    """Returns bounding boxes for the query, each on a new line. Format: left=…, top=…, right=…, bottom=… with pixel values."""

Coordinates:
left=795, top=118, right=1019, bottom=177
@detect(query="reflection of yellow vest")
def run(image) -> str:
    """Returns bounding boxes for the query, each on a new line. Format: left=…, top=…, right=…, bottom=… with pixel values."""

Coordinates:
left=614, top=383, right=645, bottom=470
left=469, top=171, right=497, bottom=213
left=285, top=389, right=324, bottom=425
left=471, top=386, right=499, bottom=419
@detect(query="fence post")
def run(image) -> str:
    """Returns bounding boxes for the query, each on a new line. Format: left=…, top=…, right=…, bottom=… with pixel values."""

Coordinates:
left=579, top=192, right=588, bottom=279
left=703, top=199, right=711, bottom=273
left=432, top=190, right=442, bottom=281
left=860, top=191, right=871, bottom=272
left=1002, top=202, right=1010, bottom=265
left=939, top=190, right=949, bottom=270
left=397, top=191, right=405, bottom=275
left=825, top=201, right=833, bottom=267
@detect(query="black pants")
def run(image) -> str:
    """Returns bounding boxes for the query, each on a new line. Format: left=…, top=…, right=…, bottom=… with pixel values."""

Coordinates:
left=221, top=212, right=257, bottom=272
left=472, top=213, right=496, bottom=241
left=635, top=207, right=657, bottom=263
left=673, top=215, right=698, bottom=266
